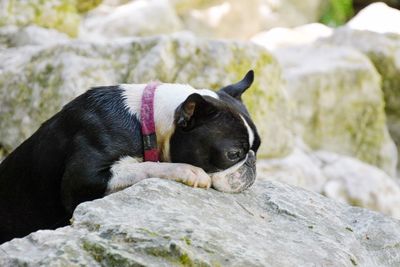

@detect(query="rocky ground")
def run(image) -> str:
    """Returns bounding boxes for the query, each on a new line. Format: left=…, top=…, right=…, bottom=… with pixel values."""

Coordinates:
left=2, top=178, right=400, bottom=266
left=0, top=0, right=400, bottom=266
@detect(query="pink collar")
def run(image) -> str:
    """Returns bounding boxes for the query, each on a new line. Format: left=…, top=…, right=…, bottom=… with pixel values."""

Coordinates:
left=140, top=82, right=160, bottom=162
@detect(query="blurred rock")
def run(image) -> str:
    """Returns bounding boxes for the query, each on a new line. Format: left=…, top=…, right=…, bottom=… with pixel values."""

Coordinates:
left=173, top=0, right=329, bottom=40
left=0, top=25, right=70, bottom=48
left=257, top=146, right=327, bottom=192
left=83, top=0, right=329, bottom=40
left=1, top=178, right=400, bottom=266
left=254, top=30, right=397, bottom=176
left=252, top=23, right=333, bottom=50
left=325, top=27, right=400, bottom=174
left=317, top=151, right=400, bottom=220
left=0, top=0, right=81, bottom=37
left=258, top=145, right=400, bottom=219
left=0, top=33, right=292, bottom=159
left=79, top=0, right=183, bottom=40
left=348, top=2, right=400, bottom=34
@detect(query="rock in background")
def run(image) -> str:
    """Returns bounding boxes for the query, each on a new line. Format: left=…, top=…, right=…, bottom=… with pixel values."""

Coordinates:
left=0, top=32, right=292, bottom=159
left=1, top=178, right=400, bottom=266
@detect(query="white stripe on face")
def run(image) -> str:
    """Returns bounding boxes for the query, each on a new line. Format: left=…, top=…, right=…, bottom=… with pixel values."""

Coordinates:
left=240, top=115, right=254, bottom=148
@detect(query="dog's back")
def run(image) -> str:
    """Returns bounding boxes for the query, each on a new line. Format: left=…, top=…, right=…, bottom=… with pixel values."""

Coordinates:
left=0, top=86, right=142, bottom=243
left=0, top=116, right=71, bottom=242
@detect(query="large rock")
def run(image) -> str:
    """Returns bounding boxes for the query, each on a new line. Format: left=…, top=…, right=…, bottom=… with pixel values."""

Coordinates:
left=316, top=151, right=400, bottom=219
left=88, top=0, right=328, bottom=40
left=1, top=178, right=400, bottom=266
left=0, top=0, right=81, bottom=37
left=324, top=27, right=400, bottom=174
left=0, top=25, right=70, bottom=48
left=0, top=32, right=292, bottom=159
left=173, top=0, right=328, bottom=40
left=348, top=2, right=400, bottom=34
left=257, top=146, right=400, bottom=219
left=257, top=145, right=327, bottom=192
left=79, top=0, right=183, bottom=40
left=254, top=31, right=397, bottom=176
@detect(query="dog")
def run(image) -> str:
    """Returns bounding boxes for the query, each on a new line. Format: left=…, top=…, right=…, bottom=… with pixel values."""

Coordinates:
left=0, top=70, right=260, bottom=243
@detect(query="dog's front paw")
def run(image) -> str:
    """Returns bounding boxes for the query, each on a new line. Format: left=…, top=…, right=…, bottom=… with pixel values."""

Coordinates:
left=168, top=164, right=212, bottom=189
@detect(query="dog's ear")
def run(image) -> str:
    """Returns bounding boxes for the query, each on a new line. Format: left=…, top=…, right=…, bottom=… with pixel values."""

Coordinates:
left=218, top=70, right=254, bottom=101
left=175, top=93, right=216, bottom=130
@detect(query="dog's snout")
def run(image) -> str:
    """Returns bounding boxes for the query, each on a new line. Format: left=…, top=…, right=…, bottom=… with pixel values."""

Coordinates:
left=246, top=150, right=256, bottom=165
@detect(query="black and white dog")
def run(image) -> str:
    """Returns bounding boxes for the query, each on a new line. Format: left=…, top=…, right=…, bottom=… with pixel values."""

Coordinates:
left=0, top=70, right=260, bottom=243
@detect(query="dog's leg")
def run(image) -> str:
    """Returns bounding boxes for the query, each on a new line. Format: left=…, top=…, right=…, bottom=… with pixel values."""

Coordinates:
left=105, top=156, right=211, bottom=195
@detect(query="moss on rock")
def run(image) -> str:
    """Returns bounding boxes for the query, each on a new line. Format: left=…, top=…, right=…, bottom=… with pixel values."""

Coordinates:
left=0, top=0, right=81, bottom=37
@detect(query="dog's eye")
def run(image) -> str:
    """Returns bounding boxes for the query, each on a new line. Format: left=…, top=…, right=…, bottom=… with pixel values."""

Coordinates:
left=227, top=150, right=242, bottom=161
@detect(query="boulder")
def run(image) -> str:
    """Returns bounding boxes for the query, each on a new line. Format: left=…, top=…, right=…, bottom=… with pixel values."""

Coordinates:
left=0, top=32, right=292, bottom=159
left=0, top=0, right=81, bottom=37
left=257, top=146, right=327, bottom=192
left=251, top=23, right=333, bottom=50
left=316, top=151, right=400, bottom=219
left=257, top=146, right=400, bottom=219
left=1, top=178, right=400, bottom=266
left=87, top=0, right=328, bottom=40
left=172, top=0, right=329, bottom=40
left=79, top=0, right=183, bottom=40
left=348, top=2, right=400, bottom=34
left=254, top=31, right=397, bottom=176
left=0, top=25, right=70, bottom=48
left=324, top=27, right=400, bottom=174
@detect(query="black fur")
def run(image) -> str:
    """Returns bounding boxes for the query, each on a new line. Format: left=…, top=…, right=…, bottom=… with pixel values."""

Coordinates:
left=0, top=70, right=260, bottom=244
left=170, top=70, right=260, bottom=173
left=0, top=86, right=141, bottom=243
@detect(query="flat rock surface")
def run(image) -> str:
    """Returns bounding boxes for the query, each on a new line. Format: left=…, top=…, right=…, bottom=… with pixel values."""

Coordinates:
left=1, top=178, right=400, bottom=266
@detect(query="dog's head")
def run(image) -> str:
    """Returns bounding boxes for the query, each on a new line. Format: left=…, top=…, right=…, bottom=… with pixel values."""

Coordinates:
left=170, top=70, right=261, bottom=192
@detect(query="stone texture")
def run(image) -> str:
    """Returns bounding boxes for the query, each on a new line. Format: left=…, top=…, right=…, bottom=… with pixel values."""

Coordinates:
left=257, top=145, right=327, bottom=192
left=257, top=146, right=400, bottom=219
left=348, top=2, right=400, bottom=34
left=316, top=151, right=400, bottom=219
left=172, top=0, right=328, bottom=40
left=0, top=25, right=70, bottom=48
left=85, top=0, right=328, bottom=40
left=1, top=178, right=400, bottom=266
left=0, top=33, right=292, bottom=159
left=79, top=0, right=183, bottom=40
left=255, top=34, right=397, bottom=176
left=0, top=0, right=81, bottom=37
left=324, top=27, right=400, bottom=174
left=251, top=23, right=333, bottom=50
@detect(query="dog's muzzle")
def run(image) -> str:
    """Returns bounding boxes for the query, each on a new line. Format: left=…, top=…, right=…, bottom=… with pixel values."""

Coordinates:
left=210, top=150, right=256, bottom=193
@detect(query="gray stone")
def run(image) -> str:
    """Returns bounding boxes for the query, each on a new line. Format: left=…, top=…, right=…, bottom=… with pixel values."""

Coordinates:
left=0, top=0, right=81, bottom=37
left=348, top=2, right=400, bottom=34
left=325, top=27, right=400, bottom=174
left=257, top=145, right=400, bottom=219
left=1, top=178, right=400, bottom=266
left=79, top=0, right=183, bottom=40
left=0, top=33, right=292, bottom=159
left=258, top=37, right=397, bottom=176
left=0, top=25, right=70, bottom=48
left=172, top=0, right=328, bottom=40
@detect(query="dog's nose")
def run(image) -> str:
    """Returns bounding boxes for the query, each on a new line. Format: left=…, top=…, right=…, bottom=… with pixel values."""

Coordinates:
left=246, top=150, right=256, bottom=165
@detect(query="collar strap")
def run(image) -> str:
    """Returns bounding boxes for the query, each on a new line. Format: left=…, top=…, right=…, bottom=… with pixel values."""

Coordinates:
left=141, top=82, right=160, bottom=162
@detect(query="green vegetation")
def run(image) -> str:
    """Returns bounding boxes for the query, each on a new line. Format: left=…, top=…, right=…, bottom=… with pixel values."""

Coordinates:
left=320, top=0, right=354, bottom=26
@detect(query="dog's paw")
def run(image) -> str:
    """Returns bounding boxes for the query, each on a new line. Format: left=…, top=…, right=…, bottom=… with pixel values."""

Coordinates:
left=168, top=164, right=212, bottom=189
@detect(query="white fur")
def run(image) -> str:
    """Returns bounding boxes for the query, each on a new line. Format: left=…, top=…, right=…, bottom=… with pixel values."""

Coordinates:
left=240, top=115, right=255, bottom=148
left=106, top=156, right=212, bottom=194
left=120, top=83, right=218, bottom=162
left=210, top=154, right=248, bottom=192
left=106, top=156, right=144, bottom=194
